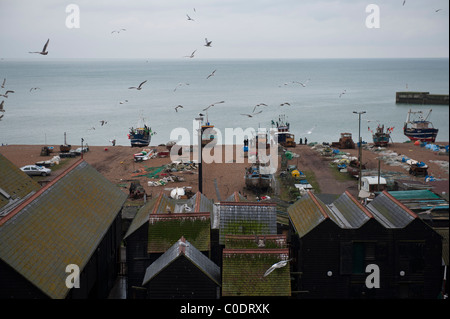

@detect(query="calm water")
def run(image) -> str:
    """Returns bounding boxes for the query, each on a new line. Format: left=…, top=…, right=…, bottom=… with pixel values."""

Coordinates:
left=0, top=58, right=448, bottom=146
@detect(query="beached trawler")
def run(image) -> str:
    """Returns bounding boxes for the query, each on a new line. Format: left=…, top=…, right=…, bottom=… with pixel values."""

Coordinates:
left=60, top=132, right=71, bottom=152
left=244, top=160, right=272, bottom=191
left=273, top=115, right=296, bottom=147
left=372, top=125, right=392, bottom=147
left=128, top=116, right=153, bottom=147
left=403, top=109, right=439, bottom=143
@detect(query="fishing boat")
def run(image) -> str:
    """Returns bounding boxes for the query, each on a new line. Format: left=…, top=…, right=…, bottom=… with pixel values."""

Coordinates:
left=371, top=125, right=392, bottom=147
left=128, top=116, right=153, bottom=147
left=403, top=109, right=439, bottom=143
left=273, top=115, right=296, bottom=147
left=59, top=132, right=71, bottom=153
left=244, top=160, right=272, bottom=191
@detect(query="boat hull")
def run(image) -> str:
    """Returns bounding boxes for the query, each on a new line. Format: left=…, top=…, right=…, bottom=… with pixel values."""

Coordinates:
left=373, top=134, right=390, bottom=147
left=129, top=131, right=151, bottom=147
left=404, top=127, right=438, bottom=143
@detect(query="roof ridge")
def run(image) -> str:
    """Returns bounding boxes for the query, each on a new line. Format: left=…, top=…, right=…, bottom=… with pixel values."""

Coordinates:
left=344, top=190, right=374, bottom=218
left=382, top=190, right=418, bottom=219
left=0, top=158, right=84, bottom=227
left=308, top=191, right=329, bottom=219
left=151, top=192, right=165, bottom=215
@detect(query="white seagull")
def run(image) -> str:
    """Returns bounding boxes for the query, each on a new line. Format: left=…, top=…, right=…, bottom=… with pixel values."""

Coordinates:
left=206, top=70, right=216, bottom=79
left=184, top=50, right=197, bottom=58
left=0, top=90, right=14, bottom=98
left=29, top=87, right=41, bottom=92
left=175, top=105, right=184, bottom=112
left=280, top=102, right=290, bottom=106
left=128, top=80, right=147, bottom=90
left=253, top=103, right=267, bottom=113
left=263, top=259, right=292, bottom=277
left=203, top=100, right=225, bottom=111
left=111, top=29, right=126, bottom=34
left=100, top=120, right=107, bottom=126
left=119, top=100, right=128, bottom=104
left=204, top=38, right=212, bottom=47
left=29, top=39, right=49, bottom=55
left=293, top=79, right=310, bottom=87
left=173, top=83, right=189, bottom=92
left=241, top=110, right=262, bottom=118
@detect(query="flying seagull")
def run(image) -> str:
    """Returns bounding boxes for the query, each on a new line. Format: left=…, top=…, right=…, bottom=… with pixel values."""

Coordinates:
left=0, top=100, right=5, bottom=112
left=0, top=90, right=14, bottom=98
left=339, top=90, right=346, bottom=98
left=204, top=38, right=212, bottom=47
left=119, top=100, right=128, bottom=104
left=174, top=83, right=189, bottom=92
left=100, top=120, right=107, bottom=126
left=1, top=78, right=5, bottom=89
left=111, top=29, right=126, bottom=34
left=403, top=0, right=406, bottom=6
left=206, top=70, right=216, bottom=79
left=435, top=9, right=443, bottom=12
left=29, top=39, right=49, bottom=55
left=293, top=79, right=310, bottom=87
left=186, top=14, right=194, bottom=21
left=253, top=103, right=267, bottom=113
left=128, top=80, right=147, bottom=90
left=263, top=259, right=293, bottom=277
left=184, top=50, right=197, bottom=58
left=175, top=105, right=184, bottom=112
left=203, top=100, right=225, bottom=111
left=241, top=111, right=262, bottom=118
left=29, top=87, right=41, bottom=92
left=280, top=102, right=290, bottom=106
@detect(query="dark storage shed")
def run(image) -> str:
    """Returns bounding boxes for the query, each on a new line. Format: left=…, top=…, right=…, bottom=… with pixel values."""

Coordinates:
left=142, top=237, right=221, bottom=299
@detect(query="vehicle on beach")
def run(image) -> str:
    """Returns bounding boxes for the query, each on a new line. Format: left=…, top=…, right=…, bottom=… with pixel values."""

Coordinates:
left=20, top=165, right=51, bottom=176
left=403, top=109, right=438, bottom=143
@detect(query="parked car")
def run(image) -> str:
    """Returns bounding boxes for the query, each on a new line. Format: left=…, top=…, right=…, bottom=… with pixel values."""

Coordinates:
left=20, top=165, right=52, bottom=176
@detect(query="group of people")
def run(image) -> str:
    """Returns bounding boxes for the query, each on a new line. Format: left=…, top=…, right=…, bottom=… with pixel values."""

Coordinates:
left=299, top=137, right=308, bottom=145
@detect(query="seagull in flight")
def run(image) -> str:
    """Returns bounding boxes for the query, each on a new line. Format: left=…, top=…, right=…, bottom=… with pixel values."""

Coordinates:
left=435, top=9, right=443, bottom=12
left=1, top=78, right=5, bottom=89
left=29, top=39, right=49, bottom=55
left=339, top=90, right=346, bottom=98
left=0, top=100, right=5, bottom=112
left=184, top=50, right=197, bottom=58
left=30, top=87, right=41, bottom=92
left=280, top=102, right=290, bottom=106
left=204, top=38, right=212, bottom=47
left=203, top=100, right=225, bottom=111
left=206, top=70, right=216, bottom=79
left=241, top=111, right=262, bottom=118
left=253, top=103, right=267, bottom=113
left=175, top=105, right=184, bottom=112
left=0, top=90, right=14, bottom=98
left=174, top=82, right=190, bottom=92
left=128, top=80, right=147, bottom=90
left=403, top=0, right=406, bottom=6
left=100, top=120, right=107, bottom=126
left=186, top=14, right=194, bottom=21
left=111, top=29, right=126, bottom=34
left=119, top=100, right=128, bottom=104
left=293, top=79, right=310, bottom=87
left=263, top=259, right=292, bottom=277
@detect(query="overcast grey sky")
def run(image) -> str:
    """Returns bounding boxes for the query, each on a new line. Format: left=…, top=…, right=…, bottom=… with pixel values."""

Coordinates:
left=0, top=0, right=448, bottom=59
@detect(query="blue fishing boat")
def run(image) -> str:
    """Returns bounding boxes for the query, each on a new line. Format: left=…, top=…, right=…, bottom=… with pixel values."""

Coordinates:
left=372, top=124, right=392, bottom=146
left=403, top=109, right=439, bottom=143
left=128, top=116, right=153, bottom=147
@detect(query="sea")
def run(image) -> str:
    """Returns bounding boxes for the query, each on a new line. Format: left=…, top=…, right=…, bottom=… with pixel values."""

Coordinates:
left=0, top=58, right=448, bottom=147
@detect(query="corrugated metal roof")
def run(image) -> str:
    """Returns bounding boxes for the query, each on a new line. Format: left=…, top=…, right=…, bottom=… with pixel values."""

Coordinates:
left=389, top=190, right=442, bottom=200
left=224, top=191, right=249, bottom=202
left=0, top=160, right=127, bottom=299
left=288, top=192, right=328, bottom=238
left=0, top=152, right=41, bottom=215
left=327, top=191, right=372, bottom=229
left=218, top=202, right=277, bottom=245
left=222, top=248, right=291, bottom=297
left=142, top=237, right=220, bottom=286
left=367, top=191, right=417, bottom=228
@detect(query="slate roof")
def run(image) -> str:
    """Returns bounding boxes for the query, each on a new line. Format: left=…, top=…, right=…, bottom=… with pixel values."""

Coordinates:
left=142, top=236, right=221, bottom=286
left=218, top=202, right=277, bottom=245
left=0, top=152, right=41, bottom=216
left=0, top=159, right=127, bottom=299
left=366, top=191, right=417, bottom=228
left=222, top=234, right=290, bottom=297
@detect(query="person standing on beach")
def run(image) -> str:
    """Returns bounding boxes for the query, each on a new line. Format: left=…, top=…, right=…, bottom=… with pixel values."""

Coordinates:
left=304, top=138, right=308, bottom=145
